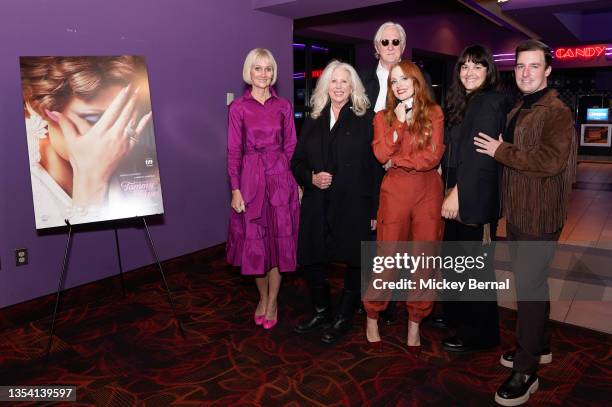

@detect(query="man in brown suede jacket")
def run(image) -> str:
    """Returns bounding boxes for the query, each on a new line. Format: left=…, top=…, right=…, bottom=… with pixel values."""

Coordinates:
left=474, top=39, right=577, bottom=406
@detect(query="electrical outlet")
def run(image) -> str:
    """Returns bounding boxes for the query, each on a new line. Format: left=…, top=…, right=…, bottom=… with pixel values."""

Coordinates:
left=15, top=248, right=28, bottom=266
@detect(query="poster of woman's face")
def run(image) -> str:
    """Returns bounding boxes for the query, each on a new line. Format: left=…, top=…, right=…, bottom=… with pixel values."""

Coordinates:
left=20, top=55, right=164, bottom=229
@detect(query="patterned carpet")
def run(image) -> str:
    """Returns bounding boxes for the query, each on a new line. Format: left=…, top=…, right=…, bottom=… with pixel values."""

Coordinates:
left=0, top=244, right=610, bottom=406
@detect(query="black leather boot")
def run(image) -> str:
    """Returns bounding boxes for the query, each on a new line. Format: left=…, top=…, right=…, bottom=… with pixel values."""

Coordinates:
left=321, top=289, right=358, bottom=344
left=294, top=283, right=332, bottom=334
left=494, top=371, right=539, bottom=406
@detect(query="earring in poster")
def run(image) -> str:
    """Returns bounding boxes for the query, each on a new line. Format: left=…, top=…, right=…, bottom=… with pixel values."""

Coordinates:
left=28, top=111, right=49, bottom=140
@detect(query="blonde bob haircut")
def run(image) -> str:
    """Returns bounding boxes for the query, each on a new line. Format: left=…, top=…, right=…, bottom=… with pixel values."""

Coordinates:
left=242, top=48, right=277, bottom=86
left=373, top=21, right=407, bottom=56
left=309, top=60, right=370, bottom=119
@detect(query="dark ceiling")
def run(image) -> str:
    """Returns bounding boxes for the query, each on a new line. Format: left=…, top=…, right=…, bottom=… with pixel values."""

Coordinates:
left=268, top=0, right=612, bottom=47
left=500, top=0, right=612, bottom=44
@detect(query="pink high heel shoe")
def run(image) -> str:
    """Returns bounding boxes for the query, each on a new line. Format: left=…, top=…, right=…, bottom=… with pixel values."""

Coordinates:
left=262, top=318, right=277, bottom=330
left=263, top=307, right=278, bottom=330
left=254, top=313, right=265, bottom=326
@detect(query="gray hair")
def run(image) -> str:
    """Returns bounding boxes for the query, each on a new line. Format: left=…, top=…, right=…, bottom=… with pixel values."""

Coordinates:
left=373, top=21, right=406, bottom=57
left=309, top=60, right=370, bottom=119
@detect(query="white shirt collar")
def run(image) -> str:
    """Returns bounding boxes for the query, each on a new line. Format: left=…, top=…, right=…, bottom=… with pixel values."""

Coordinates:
left=376, top=61, right=389, bottom=76
left=329, top=108, right=337, bottom=130
left=374, top=62, right=390, bottom=112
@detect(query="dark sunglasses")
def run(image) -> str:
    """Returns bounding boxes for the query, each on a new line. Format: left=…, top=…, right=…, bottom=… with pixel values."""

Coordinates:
left=381, top=39, right=401, bottom=47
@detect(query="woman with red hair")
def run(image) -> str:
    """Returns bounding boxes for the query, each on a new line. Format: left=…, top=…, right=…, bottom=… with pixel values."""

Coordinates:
left=363, top=61, right=445, bottom=350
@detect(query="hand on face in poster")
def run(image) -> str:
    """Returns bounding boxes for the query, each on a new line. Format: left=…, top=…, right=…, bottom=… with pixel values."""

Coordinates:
left=441, top=185, right=459, bottom=219
left=231, top=189, right=246, bottom=213
left=46, top=85, right=153, bottom=206
left=312, top=171, right=333, bottom=189
left=474, top=132, right=504, bottom=157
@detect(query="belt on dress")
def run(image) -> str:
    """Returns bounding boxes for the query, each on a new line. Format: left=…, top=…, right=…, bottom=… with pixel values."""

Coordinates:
left=240, top=147, right=284, bottom=225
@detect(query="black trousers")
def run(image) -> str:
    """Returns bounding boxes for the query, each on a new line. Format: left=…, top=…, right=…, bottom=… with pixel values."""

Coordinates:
left=507, top=222, right=559, bottom=375
left=301, top=262, right=361, bottom=292
left=441, top=219, right=500, bottom=346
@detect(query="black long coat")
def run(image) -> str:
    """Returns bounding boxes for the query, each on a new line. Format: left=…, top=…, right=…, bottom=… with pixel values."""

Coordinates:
left=291, top=103, right=383, bottom=266
left=361, top=66, right=381, bottom=111
left=444, top=90, right=510, bottom=224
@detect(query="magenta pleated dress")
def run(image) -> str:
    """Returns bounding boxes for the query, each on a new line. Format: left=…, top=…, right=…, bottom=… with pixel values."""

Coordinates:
left=226, top=88, right=300, bottom=275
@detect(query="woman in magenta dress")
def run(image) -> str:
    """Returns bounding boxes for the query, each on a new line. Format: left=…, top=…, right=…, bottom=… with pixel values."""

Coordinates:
left=226, top=48, right=300, bottom=330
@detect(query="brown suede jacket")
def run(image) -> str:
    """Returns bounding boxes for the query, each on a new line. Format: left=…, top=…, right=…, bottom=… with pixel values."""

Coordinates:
left=494, top=89, right=577, bottom=236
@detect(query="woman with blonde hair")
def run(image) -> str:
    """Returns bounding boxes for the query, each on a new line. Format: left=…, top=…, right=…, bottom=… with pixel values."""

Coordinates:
left=291, top=60, right=383, bottom=344
left=363, top=60, right=445, bottom=351
left=226, top=48, right=300, bottom=330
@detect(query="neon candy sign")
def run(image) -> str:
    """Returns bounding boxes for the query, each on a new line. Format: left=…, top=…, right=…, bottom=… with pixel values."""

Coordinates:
left=293, top=69, right=324, bottom=79
left=555, top=45, right=606, bottom=60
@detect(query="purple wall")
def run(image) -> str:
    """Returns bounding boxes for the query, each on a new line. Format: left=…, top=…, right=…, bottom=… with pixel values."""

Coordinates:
left=0, top=0, right=293, bottom=308
left=253, top=0, right=398, bottom=19
left=355, top=41, right=376, bottom=74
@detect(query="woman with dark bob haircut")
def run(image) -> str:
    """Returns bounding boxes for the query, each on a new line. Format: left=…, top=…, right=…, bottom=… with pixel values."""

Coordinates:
left=439, top=44, right=512, bottom=354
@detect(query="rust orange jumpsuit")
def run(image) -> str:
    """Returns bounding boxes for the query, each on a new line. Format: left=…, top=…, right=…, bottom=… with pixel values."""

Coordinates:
left=363, top=105, right=445, bottom=323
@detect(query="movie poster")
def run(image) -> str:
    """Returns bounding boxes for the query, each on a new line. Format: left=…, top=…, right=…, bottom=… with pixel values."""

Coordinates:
left=19, top=56, right=164, bottom=229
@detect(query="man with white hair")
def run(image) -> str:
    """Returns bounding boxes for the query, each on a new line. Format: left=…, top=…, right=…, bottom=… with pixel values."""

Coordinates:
left=362, top=21, right=433, bottom=113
